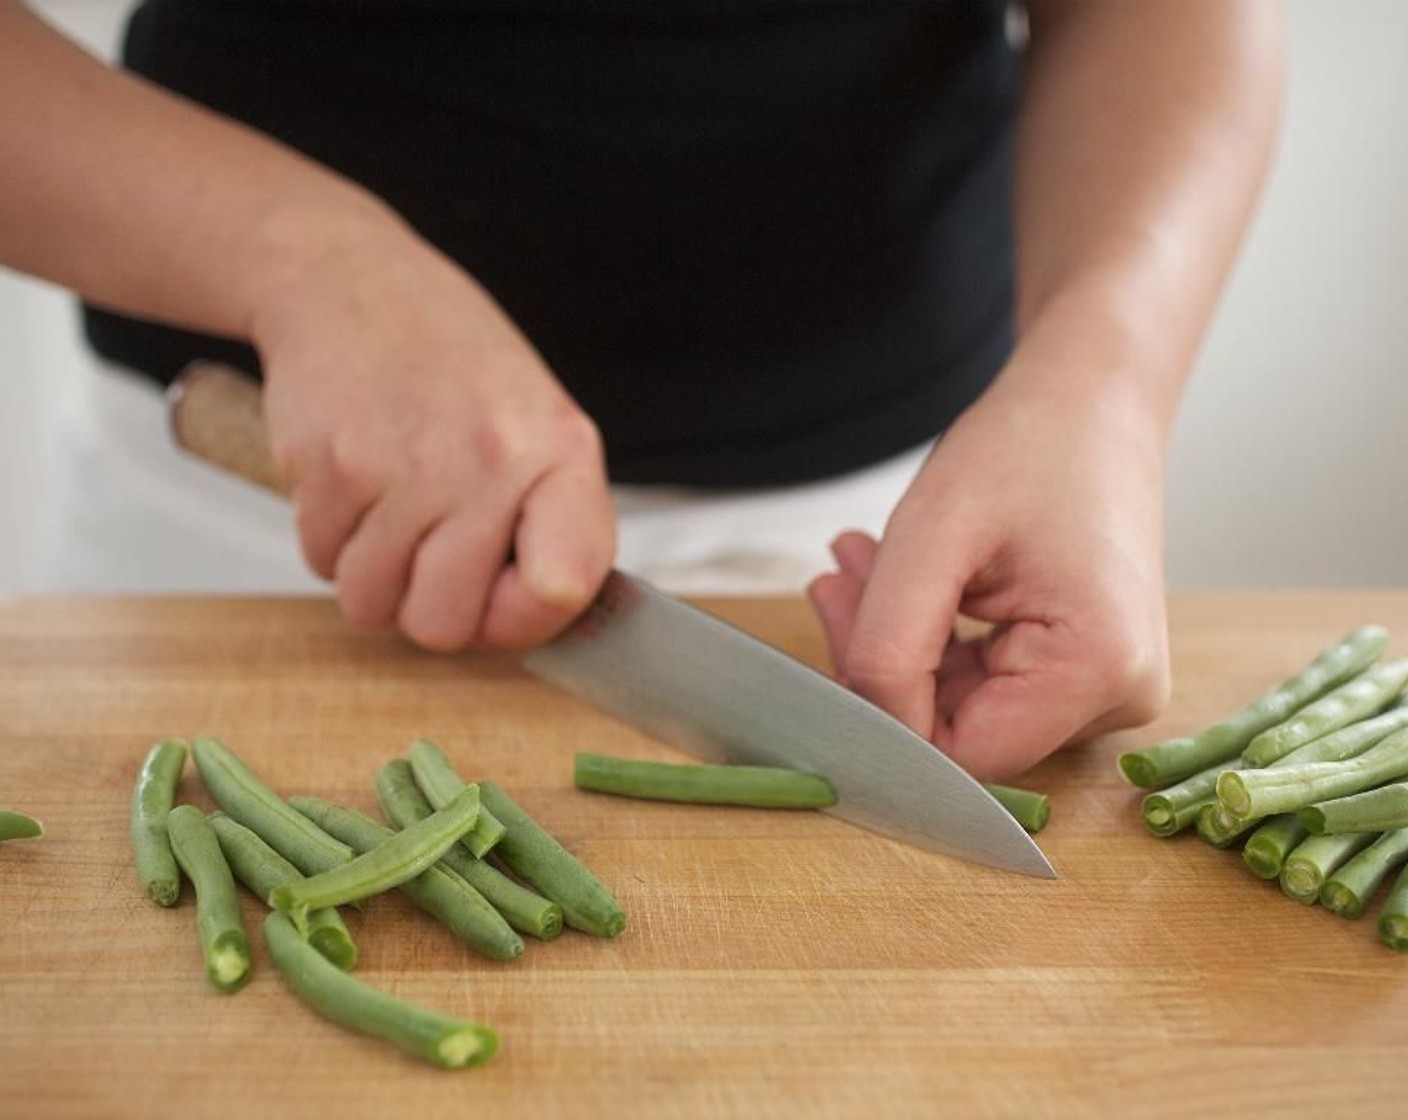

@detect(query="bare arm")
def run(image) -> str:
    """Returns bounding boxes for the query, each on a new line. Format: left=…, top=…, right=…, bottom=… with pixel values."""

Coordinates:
left=0, top=0, right=393, bottom=335
left=811, top=1, right=1285, bottom=778
left=0, top=1, right=615, bottom=650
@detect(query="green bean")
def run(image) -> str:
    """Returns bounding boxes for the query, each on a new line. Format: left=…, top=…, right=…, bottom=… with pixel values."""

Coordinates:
left=573, top=752, right=838, bottom=810
left=166, top=804, right=251, bottom=993
left=0, top=810, right=43, bottom=843
left=1279, top=831, right=1377, bottom=905
left=1195, top=801, right=1257, bottom=849
left=263, top=912, right=497, bottom=1070
left=130, top=739, right=187, bottom=905
left=271, top=786, right=480, bottom=934
left=191, top=737, right=355, bottom=876
left=1242, top=659, right=1408, bottom=767
left=1377, top=864, right=1408, bottom=950
left=1241, top=814, right=1310, bottom=881
left=982, top=783, right=1050, bottom=834
left=1321, top=828, right=1408, bottom=919
left=407, top=739, right=506, bottom=857
left=1116, top=625, right=1388, bottom=789
left=1141, top=759, right=1242, bottom=838
left=1301, top=781, right=1408, bottom=835
left=1218, top=726, right=1408, bottom=820
left=375, top=760, right=562, bottom=941
left=479, top=780, right=626, bottom=938
left=290, top=797, right=523, bottom=962
left=209, top=812, right=357, bottom=971
left=1272, top=702, right=1408, bottom=767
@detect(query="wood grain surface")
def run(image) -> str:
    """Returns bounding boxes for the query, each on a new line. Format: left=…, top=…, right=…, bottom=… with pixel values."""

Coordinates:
left=3, top=593, right=1408, bottom=1119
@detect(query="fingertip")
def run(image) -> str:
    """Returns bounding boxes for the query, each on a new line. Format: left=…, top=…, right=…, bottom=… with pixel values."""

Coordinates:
left=829, top=530, right=880, bottom=580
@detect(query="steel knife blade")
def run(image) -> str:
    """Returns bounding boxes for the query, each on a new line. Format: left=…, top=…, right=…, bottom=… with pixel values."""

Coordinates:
left=524, top=571, right=1056, bottom=879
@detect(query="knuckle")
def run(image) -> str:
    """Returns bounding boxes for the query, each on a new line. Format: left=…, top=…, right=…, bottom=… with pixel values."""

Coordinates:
left=1089, top=624, right=1170, bottom=723
left=553, top=408, right=605, bottom=464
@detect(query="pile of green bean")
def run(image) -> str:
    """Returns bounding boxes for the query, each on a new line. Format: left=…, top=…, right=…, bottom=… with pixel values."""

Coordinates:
left=128, top=735, right=629, bottom=1069
left=1118, top=624, right=1408, bottom=950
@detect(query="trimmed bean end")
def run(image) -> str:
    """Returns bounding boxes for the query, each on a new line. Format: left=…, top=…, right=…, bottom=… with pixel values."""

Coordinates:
left=146, top=879, right=181, bottom=908
left=1241, top=846, right=1282, bottom=881
left=1380, top=915, right=1408, bottom=952
left=1117, top=754, right=1157, bottom=789
left=1320, top=884, right=1363, bottom=920
left=435, top=1026, right=499, bottom=1070
left=1299, top=808, right=1328, bottom=835
left=210, top=934, right=252, bottom=993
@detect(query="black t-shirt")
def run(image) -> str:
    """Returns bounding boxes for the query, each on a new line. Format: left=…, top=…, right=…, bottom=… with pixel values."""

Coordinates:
left=84, top=0, right=1019, bottom=487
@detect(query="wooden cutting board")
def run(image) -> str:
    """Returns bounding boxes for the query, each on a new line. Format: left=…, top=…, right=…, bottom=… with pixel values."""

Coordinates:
left=3, top=592, right=1408, bottom=1119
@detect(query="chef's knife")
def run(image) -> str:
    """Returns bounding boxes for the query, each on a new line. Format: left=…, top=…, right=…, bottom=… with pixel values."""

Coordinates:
left=168, top=361, right=1055, bottom=879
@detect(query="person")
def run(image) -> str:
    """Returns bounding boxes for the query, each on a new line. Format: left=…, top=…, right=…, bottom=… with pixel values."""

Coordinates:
left=0, top=1, right=1285, bottom=779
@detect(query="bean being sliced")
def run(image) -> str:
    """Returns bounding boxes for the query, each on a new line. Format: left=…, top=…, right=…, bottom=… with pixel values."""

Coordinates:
left=191, top=737, right=354, bottom=876
left=375, top=760, right=562, bottom=941
left=407, top=739, right=506, bottom=857
left=130, top=739, right=187, bottom=906
left=263, top=912, right=498, bottom=1070
left=0, top=810, right=44, bottom=843
left=209, top=812, right=357, bottom=971
left=166, top=804, right=251, bottom=993
left=479, top=779, right=626, bottom=939
left=1117, top=625, right=1389, bottom=789
left=271, top=785, right=480, bottom=933
left=573, top=752, right=837, bottom=809
left=290, top=797, right=523, bottom=962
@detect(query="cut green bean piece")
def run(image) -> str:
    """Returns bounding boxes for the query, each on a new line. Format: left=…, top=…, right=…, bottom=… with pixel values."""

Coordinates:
left=982, top=783, right=1050, bottom=833
left=1321, top=828, right=1408, bottom=919
left=1279, top=831, right=1377, bottom=904
left=1142, top=760, right=1242, bottom=838
left=1196, top=802, right=1257, bottom=849
left=191, top=737, right=355, bottom=877
left=1219, top=726, right=1408, bottom=820
left=1272, top=702, right=1408, bottom=768
left=1241, top=814, right=1310, bottom=880
left=209, top=812, right=357, bottom=971
left=574, top=752, right=838, bottom=810
left=479, top=780, right=625, bottom=938
left=130, top=739, right=187, bottom=905
left=291, top=797, right=523, bottom=962
left=375, top=760, right=562, bottom=941
left=1243, top=659, right=1408, bottom=768
left=166, top=804, right=251, bottom=993
left=1377, top=864, right=1408, bottom=950
left=407, top=739, right=506, bottom=857
left=1301, top=782, right=1408, bottom=835
left=0, top=809, right=44, bottom=843
left=1116, top=625, right=1388, bottom=789
left=263, top=912, right=497, bottom=1070
left=272, top=786, right=480, bottom=934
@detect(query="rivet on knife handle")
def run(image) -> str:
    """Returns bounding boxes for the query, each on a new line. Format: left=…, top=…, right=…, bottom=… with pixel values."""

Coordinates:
left=168, top=361, right=290, bottom=497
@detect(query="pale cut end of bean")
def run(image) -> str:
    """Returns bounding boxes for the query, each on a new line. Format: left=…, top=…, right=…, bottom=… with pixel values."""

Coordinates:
left=1381, top=915, right=1408, bottom=951
left=147, top=879, right=180, bottom=908
left=437, top=1027, right=498, bottom=1069
left=1281, top=864, right=1321, bottom=903
left=1321, top=883, right=1362, bottom=919
left=211, top=942, right=251, bottom=992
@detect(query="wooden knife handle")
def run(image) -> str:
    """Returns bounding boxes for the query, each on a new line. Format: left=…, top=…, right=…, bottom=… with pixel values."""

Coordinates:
left=167, top=361, right=290, bottom=498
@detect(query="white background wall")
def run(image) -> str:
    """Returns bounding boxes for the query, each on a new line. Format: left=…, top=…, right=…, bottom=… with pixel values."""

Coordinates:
left=1, top=1, right=1405, bottom=593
